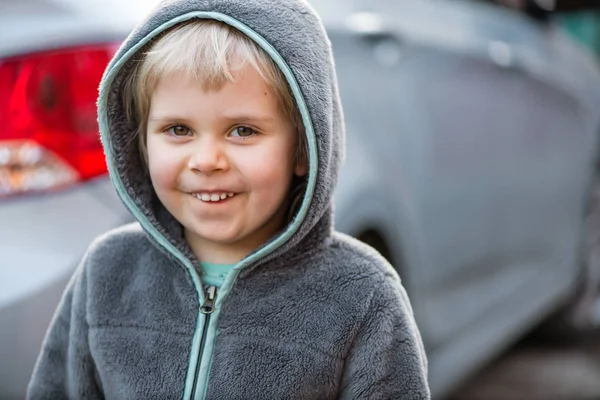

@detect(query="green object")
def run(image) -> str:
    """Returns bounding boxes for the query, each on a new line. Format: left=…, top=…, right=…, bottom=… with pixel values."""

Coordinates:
left=556, top=11, right=600, bottom=56
left=199, top=262, right=236, bottom=288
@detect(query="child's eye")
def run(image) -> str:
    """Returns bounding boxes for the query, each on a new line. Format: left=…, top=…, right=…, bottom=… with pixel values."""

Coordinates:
left=166, top=125, right=191, bottom=137
left=230, top=126, right=256, bottom=138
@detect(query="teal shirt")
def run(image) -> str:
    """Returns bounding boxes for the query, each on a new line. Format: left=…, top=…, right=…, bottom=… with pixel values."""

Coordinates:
left=199, top=262, right=236, bottom=288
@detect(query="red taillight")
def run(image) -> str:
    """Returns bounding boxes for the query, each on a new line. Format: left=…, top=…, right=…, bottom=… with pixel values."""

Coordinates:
left=0, top=44, right=118, bottom=198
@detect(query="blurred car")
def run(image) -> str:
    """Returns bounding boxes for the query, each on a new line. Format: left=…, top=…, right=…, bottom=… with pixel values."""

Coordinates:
left=325, top=0, right=600, bottom=397
left=1, top=0, right=600, bottom=398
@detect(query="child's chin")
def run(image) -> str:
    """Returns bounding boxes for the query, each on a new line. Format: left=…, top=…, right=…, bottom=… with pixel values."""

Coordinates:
left=188, top=226, right=242, bottom=244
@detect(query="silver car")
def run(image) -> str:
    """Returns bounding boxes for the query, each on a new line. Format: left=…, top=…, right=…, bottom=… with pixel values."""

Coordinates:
left=2, top=0, right=600, bottom=398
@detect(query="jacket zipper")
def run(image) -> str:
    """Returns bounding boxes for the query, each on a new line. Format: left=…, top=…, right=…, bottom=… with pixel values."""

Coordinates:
left=190, top=285, right=218, bottom=400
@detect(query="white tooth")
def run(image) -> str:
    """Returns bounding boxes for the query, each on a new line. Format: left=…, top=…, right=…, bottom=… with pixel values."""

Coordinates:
left=210, top=193, right=220, bottom=202
left=228, top=193, right=234, bottom=197
left=220, top=193, right=227, bottom=200
left=201, top=193, right=211, bottom=201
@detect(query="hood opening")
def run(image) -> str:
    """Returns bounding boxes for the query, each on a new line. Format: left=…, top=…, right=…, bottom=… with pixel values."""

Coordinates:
left=98, top=3, right=342, bottom=274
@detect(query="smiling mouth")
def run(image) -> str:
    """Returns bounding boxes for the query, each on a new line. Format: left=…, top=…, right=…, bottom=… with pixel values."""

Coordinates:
left=190, top=192, right=236, bottom=203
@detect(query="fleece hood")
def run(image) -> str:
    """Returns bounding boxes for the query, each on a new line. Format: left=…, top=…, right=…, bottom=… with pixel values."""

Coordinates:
left=98, top=0, right=345, bottom=272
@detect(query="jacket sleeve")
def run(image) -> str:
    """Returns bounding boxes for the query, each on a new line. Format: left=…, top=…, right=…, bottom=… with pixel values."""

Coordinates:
left=340, top=274, right=430, bottom=400
left=26, top=251, right=103, bottom=399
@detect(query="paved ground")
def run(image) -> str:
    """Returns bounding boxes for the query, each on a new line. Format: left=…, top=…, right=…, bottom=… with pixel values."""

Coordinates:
left=449, top=334, right=600, bottom=400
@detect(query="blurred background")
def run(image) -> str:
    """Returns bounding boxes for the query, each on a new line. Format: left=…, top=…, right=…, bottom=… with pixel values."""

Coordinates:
left=1, top=0, right=600, bottom=399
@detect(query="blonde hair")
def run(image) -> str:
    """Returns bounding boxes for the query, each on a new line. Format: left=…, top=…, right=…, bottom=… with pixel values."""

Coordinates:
left=122, top=19, right=307, bottom=167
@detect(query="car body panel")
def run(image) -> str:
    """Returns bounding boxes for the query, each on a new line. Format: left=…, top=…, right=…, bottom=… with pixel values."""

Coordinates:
left=0, top=178, right=131, bottom=398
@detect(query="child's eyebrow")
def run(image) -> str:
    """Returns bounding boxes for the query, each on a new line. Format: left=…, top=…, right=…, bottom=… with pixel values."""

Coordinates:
left=147, top=114, right=276, bottom=124
left=148, top=116, right=192, bottom=124
left=220, top=114, right=276, bottom=124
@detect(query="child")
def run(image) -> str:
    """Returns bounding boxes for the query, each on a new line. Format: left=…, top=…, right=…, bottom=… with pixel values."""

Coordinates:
left=28, top=1, right=430, bottom=399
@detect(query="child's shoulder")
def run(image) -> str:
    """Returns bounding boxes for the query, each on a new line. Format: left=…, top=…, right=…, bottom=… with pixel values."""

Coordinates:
left=77, top=222, right=182, bottom=297
left=326, top=231, right=421, bottom=330
left=304, top=232, right=419, bottom=335
left=87, top=222, right=150, bottom=258
left=327, top=231, right=401, bottom=284
left=82, top=222, right=159, bottom=276
left=306, top=231, right=409, bottom=306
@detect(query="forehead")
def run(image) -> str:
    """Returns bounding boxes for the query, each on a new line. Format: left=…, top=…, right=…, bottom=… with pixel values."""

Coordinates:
left=148, top=67, right=285, bottom=120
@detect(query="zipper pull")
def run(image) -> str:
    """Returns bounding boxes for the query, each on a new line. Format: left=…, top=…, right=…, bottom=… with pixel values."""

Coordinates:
left=199, top=286, right=218, bottom=314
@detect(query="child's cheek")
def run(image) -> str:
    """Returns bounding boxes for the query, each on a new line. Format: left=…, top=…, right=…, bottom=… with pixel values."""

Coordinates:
left=146, top=143, right=181, bottom=192
left=242, top=148, right=294, bottom=199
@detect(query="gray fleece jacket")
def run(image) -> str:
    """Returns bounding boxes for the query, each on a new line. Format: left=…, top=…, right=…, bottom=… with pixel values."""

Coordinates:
left=27, top=1, right=430, bottom=399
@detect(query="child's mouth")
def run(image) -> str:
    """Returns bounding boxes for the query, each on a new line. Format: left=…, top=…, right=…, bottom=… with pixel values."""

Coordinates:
left=190, top=192, right=236, bottom=203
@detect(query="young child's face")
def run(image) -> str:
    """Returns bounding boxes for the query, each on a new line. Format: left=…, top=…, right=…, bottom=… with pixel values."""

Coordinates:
left=145, top=66, right=306, bottom=263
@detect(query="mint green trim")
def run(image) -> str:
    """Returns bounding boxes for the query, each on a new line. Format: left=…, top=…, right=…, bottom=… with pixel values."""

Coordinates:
left=98, top=11, right=318, bottom=400
left=196, top=310, right=219, bottom=400
left=186, top=314, right=206, bottom=399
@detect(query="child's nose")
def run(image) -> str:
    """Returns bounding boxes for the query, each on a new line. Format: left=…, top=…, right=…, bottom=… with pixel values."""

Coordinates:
left=187, top=137, right=229, bottom=172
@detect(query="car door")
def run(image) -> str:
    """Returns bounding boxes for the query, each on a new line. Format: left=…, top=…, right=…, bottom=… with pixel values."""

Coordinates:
left=315, top=0, right=600, bottom=396
left=373, top=1, right=600, bottom=394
